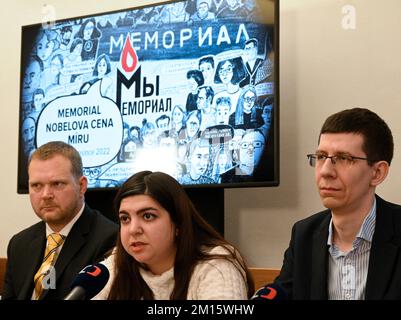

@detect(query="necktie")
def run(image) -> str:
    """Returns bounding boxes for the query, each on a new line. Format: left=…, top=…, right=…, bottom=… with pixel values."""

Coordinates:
left=33, top=233, right=66, bottom=300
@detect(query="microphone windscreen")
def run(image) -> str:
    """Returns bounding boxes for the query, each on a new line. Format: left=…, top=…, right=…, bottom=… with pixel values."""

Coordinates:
left=251, top=283, right=288, bottom=300
left=70, top=263, right=109, bottom=299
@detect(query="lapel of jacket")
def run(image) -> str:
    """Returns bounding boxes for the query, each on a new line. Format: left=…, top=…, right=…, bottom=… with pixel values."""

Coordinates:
left=365, top=195, right=399, bottom=299
left=310, top=213, right=331, bottom=299
left=56, top=206, right=92, bottom=278
left=19, top=223, right=46, bottom=299
left=253, top=59, right=263, bottom=73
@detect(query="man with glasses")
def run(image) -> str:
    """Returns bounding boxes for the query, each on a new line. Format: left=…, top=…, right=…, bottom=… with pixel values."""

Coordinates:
left=266, top=108, right=401, bottom=299
left=237, top=129, right=265, bottom=176
left=221, top=128, right=266, bottom=183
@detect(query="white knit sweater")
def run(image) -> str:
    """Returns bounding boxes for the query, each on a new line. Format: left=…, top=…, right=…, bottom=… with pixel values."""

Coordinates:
left=93, top=246, right=248, bottom=300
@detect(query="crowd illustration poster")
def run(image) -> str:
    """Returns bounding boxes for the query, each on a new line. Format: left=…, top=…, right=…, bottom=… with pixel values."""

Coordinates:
left=19, top=0, right=277, bottom=190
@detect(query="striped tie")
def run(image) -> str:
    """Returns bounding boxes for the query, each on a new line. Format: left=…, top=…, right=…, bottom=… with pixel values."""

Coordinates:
left=33, top=233, right=66, bottom=300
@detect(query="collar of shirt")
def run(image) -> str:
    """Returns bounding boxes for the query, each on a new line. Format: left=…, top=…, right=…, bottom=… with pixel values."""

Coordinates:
left=327, top=198, right=376, bottom=254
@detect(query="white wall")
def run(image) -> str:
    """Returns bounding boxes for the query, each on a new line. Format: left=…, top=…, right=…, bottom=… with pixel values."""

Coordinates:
left=1, top=0, right=400, bottom=268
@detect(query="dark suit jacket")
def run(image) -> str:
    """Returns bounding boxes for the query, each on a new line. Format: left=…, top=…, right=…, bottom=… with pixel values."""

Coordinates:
left=2, top=204, right=118, bottom=300
left=275, top=195, right=401, bottom=299
left=240, top=58, right=264, bottom=87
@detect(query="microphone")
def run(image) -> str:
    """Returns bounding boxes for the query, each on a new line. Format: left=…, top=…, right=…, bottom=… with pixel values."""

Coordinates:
left=251, top=283, right=288, bottom=300
left=64, top=263, right=109, bottom=300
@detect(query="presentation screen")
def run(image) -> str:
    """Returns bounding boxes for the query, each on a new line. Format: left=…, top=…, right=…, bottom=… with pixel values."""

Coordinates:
left=18, top=0, right=279, bottom=193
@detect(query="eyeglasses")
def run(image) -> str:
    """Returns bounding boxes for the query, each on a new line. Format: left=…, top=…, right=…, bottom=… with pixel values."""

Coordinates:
left=240, top=140, right=264, bottom=149
left=218, top=66, right=233, bottom=75
left=307, top=153, right=370, bottom=167
left=188, top=121, right=199, bottom=128
left=244, top=96, right=256, bottom=103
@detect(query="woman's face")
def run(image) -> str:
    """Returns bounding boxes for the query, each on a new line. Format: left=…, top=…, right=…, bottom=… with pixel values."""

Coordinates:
left=262, top=104, right=273, bottom=126
left=173, top=107, right=184, bottom=124
left=33, top=93, right=44, bottom=110
left=97, top=58, right=108, bottom=77
left=83, top=21, right=95, bottom=40
left=188, top=77, right=198, bottom=92
left=119, top=194, right=177, bottom=275
left=36, top=35, right=54, bottom=62
left=218, top=61, right=233, bottom=85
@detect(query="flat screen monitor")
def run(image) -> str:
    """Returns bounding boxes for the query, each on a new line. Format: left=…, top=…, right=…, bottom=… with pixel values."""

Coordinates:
left=18, top=0, right=279, bottom=193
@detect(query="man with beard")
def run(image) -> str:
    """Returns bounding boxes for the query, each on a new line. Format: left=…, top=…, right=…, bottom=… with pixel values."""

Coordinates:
left=3, top=141, right=118, bottom=300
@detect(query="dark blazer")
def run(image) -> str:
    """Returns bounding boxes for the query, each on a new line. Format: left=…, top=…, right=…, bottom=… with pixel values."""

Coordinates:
left=275, top=195, right=401, bottom=299
left=239, top=58, right=264, bottom=87
left=2, top=204, right=118, bottom=300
